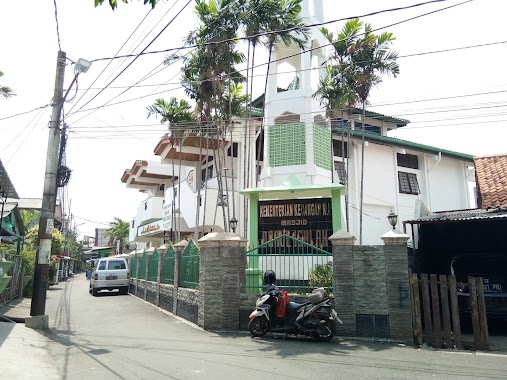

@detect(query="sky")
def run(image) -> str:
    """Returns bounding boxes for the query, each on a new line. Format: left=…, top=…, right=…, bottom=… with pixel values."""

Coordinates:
left=1, top=0, right=506, bottom=239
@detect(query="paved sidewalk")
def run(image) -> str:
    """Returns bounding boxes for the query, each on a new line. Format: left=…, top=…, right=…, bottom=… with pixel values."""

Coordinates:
left=0, top=322, right=59, bottom=379
left=0, top=282, right=69, bottom=379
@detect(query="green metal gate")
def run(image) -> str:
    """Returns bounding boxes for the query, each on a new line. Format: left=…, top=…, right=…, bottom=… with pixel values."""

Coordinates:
left=242, top=234, right=333, bottom=294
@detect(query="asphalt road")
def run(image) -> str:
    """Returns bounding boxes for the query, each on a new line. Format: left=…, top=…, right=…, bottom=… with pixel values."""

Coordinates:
left=36, top=275, right=507, bottom=380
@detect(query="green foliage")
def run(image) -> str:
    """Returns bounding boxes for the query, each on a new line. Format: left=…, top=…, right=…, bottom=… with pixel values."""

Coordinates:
left=21, top=210, right=39, bottom=230
left=308, top=262, right=333, bottom=289
left=64, top=229, right=82, bottom=260
left=24, top=225, right=63, bottom=255
left=104, top=217, right=129, bottom=254
left=0, top=242, right=17, bottom=255
left=94, top=0, right=156, bottom=10
left=147, top=97, right=197, bottom=139
left=0, top=70, right=15, bottom=99
left=314, top=18, right=399, bottom=115
left=20, top=248, right=36, bottom=296
left=48, top=265, right=57, bottom=285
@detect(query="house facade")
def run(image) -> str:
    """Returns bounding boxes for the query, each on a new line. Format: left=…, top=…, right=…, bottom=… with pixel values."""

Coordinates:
left=122, top=0, right=476, bottom=248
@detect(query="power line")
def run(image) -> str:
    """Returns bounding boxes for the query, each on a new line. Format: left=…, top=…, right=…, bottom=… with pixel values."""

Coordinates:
left=89, top=0, right=460, bottom=63
left=2, top=106, right=49, bottom=164
left=53, top=0, right=62, bottom=51
left=0, top=105, right=50, bottom=122
left=66, top=6, right=156, bottom=115
left=65, top=0, right=266, bottom=134
left=67, top=0, right=474, bottom=123
left=73, top=215, right=111, bottom=226
left=68, top=103, right=507, bottom=131
left=69, top=0, right=192, bottom=118
left=2, top=34, right=503, bottom=125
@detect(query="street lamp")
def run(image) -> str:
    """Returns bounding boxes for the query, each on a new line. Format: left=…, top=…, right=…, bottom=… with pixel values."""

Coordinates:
left=387, top=211, right=398, bottom=230
left=229, top=217, right=238, bottom=233
left=75, top=58, right=92, bottom=74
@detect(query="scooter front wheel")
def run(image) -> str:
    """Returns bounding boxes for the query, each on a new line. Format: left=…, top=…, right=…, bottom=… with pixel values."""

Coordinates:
left=249, top=316, right=269, bottom=337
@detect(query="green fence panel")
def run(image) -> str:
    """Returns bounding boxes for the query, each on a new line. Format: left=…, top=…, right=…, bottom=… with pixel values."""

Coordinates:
left=161, top=246, right=175, bottom=285
left=149, top=251, right=159, bottom=282
left=130, top=255, right=137, bottom=278
left=139, top=253, right=147, bottom=280
left=242, top=234, right=333, bottom=294
left=179, top=240, right=200, bottom=289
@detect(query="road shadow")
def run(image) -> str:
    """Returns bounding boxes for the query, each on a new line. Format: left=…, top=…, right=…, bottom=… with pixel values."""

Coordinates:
left=213, top=330, right=401, bottom=358
left=0, top=297, right=31, bottom=319
left=0, top=321, right=15, bottom=348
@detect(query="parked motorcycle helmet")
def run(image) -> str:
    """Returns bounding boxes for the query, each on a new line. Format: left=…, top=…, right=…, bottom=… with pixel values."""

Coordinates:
left=263, top=270, right=276, bottom=285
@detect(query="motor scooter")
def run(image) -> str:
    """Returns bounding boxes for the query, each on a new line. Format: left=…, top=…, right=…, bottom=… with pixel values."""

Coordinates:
left=248, top=282, right=342, bottom=341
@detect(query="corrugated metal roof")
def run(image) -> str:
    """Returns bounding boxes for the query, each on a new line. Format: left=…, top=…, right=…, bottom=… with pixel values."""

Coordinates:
left=0, top=159, right=19, bottom=199
left=407, top=208, right=507, bottom=223
left=333, top=127, right=474, bottom=161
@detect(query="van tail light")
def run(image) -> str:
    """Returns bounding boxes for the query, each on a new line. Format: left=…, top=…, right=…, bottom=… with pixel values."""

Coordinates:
left=94, top=274, right=98, bottom=280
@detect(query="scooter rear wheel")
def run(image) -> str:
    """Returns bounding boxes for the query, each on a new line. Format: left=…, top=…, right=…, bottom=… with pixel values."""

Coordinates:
left=315, top=319, right=336, bottom=342
left=249, top=316, right=269, bottom=337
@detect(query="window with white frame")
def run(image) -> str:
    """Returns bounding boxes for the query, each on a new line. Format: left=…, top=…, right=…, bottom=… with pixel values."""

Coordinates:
left=398, top=171, right=420, bottom=194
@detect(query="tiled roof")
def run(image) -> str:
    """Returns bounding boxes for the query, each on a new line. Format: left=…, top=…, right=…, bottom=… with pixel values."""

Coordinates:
left=474, top=154, right=507, bottom=208
left=406, top=208, right=507, bottom=224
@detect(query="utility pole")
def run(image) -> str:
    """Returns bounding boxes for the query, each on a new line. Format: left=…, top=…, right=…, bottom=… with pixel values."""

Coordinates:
left=29, top=51, right=66, bottom=320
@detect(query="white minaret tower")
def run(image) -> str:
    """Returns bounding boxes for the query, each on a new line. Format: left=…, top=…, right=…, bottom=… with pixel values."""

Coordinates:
left=261, top=0, right=331, bottom=187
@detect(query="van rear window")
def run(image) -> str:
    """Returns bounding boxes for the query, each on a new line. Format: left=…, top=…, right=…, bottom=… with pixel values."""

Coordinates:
left=107, top=260, right=126, bottom=270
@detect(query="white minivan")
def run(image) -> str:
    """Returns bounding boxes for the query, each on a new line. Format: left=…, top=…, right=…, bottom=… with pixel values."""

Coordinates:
left=89, top=257, right=130, bottom=296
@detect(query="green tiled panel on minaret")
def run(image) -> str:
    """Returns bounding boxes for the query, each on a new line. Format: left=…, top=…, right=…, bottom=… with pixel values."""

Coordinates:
left=268, top=123, right=306, bottom=167
left=313, top=123, right=331, bottom=169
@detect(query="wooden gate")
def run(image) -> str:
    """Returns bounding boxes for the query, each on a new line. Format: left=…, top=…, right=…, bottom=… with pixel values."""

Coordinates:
left=410, top=273, right=489, bottom=350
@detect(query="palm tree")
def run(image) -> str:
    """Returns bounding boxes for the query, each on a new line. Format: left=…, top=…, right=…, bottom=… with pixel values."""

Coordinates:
left=241, top=0, right=271, bottom=196
left=314, top=20, right=363, bottom=233
left=0, top=71, right=15, bottom=99
left=178, top=0, right=245, bottom=233
left=147, top=97, right=196, bottom=241
left=104, top=217, right=129, bottom=255
left=240, top=0, right=308, bottom=236
left=315, top=19, right=399, bottom=243
left=350, top=22, right=399, bottom=245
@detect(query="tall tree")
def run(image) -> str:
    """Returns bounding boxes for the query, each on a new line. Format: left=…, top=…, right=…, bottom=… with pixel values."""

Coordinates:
left=315, top=18, right=399, bottom=244
left=104, top=217, right=129, bottom=254
left=176, top=0, right=245, bottom=233
left=351, top=22, right=399, bottom=245
left=0, top=71, right=15, bottom=99
left=147, top=97, right=196, bottom=241
left=314, top=20, right=363, bottom=233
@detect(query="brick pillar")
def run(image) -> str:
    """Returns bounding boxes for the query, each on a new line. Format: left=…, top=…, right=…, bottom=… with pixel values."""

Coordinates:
left=329, top=230, right=356, bottom=337
left=135, top=251, right=142, bottom=297
left=172, top=240, right=188, bottom=315
left=156, top=246, right=164, bottom=307
left=198, top=232, right=247, bottom=330
left=145, top=247, right=155, bottom=301
left=381, top=229, right=412, bottom=343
